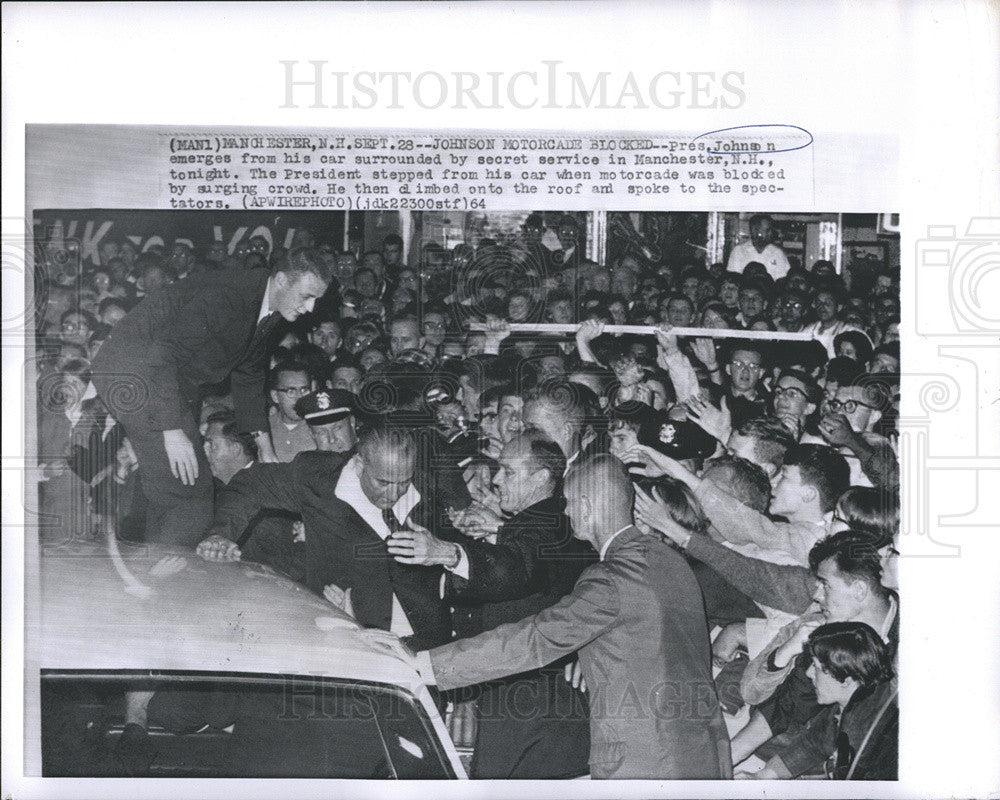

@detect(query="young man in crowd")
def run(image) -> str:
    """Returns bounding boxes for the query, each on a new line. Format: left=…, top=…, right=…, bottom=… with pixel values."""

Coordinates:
left=267, top=360, right=317, bottom=462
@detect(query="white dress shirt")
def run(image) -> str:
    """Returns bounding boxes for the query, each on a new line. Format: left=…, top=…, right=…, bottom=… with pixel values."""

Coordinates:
left=334, top=455, right=421, bottom=636
left=599, top=525, right=634, bottom=561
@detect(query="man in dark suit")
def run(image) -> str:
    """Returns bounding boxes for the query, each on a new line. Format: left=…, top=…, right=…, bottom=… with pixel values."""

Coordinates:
left=90, top=247, right=329, bottom=546
left=367, top=453, right=733, bottom=779
left=385, top=431, right=596, bottom=778
left=198, top=423, right=451, bottom=651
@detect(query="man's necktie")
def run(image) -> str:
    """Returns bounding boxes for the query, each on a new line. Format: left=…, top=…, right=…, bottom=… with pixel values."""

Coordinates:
left=382, top=507, right=405, bottom=534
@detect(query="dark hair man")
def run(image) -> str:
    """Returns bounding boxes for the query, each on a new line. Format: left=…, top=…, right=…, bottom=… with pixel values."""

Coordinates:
left=386, top=431, right=596, bottom=778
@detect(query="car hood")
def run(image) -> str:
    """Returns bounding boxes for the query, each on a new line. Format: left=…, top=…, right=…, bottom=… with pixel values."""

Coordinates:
left=29, top=540, right=422, bottom=690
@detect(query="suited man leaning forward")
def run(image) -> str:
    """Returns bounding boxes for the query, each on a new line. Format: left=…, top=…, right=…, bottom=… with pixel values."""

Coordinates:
left=91, top=248, right=330, bottom=546
left=385, top=431, right=596, bottom=778
left=366, top=454, right=733, bottom=780
left=197, top=422, right=451, bottom=651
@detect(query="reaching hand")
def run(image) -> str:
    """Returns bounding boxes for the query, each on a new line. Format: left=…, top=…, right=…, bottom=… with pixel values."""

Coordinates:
left=654, top=325, right=680, bottom=368
left=323, top=583, right=355, bottom=617
left=616, top=444, right=693, bottom=485
left=634, top=484, right=692, bottom=548
left=691, top=337, right=719, bottom=370
left=162, top=428, right=198, bottom=485
left=563, top=660, right=587, bottom=693
left=686, top=395, right=732, bottom=444
left=196, top=534, right=241, bottom=562
left=386, top=523, right=458, bottom=566
left=576, top=318, right=605, bottom=344
left=359, top=628, right=419, bottom=668
left=483, top=315, right=512, bottom=351
left=448, top=502, right=504, bottom=539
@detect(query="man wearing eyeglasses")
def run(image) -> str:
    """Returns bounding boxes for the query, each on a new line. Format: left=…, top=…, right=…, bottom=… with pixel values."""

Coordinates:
left=775, top=289, right=809, bottom=333
left=818, top=384, right=897, bottom=489
left=772, top=369, right=821, bottom=440
left=725, top=344, right=772, bottom=429
left=267, top=361, right=317, bottom=463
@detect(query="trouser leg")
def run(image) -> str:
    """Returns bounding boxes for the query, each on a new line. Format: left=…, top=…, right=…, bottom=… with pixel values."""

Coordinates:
left=101, top=405, right=213, bottom=548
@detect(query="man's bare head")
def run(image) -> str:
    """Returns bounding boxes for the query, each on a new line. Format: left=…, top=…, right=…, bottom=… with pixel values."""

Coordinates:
left=564, top=454, right=634, bottom=547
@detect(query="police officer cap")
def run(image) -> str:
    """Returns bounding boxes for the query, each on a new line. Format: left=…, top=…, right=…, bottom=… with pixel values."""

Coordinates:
left=294, top=389, right=355, bottom=426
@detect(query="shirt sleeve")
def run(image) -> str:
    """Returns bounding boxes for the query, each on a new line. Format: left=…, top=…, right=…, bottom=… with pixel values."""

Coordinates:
left=694, top=480, right=816, bottom=565
left=741, top=612, right=824, bottom=708
left=660, top=348, right=701, bottom=405
left=685, top=532, right=815, bottom=614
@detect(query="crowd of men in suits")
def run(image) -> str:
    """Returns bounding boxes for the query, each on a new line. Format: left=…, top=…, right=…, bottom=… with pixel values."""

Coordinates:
left=35, top=211, right=900, bottom=779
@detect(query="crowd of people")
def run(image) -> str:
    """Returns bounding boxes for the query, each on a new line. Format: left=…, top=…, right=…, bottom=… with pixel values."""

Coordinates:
left=34, top=210, right=900, bottom=780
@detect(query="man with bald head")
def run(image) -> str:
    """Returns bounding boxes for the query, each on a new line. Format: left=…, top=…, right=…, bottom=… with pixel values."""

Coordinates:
left=372, top=454, right=732, bottom=779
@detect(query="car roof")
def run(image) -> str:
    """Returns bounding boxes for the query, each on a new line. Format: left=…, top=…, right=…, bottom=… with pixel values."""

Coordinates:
left=32, top=540, right=422, bottom=691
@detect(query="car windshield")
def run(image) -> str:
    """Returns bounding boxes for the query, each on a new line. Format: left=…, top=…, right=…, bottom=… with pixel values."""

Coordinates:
left=41, top=670, right=454, bottom=779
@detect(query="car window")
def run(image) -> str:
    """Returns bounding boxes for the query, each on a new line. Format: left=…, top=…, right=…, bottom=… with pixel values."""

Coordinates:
left=40, top=670, right=454, bottom=779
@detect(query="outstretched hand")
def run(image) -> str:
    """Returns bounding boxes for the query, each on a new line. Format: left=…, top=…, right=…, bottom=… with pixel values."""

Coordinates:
left=686, top=395, right=732, bottom=444
left=387, top=522, right=458, bottom=566
left=634, top=484, right=693, bottom=548
left=654, top=324, right=680, bottom=368
left=323, top=583, right=355, bottom=617
left=617, top=444, right=695, bottom=486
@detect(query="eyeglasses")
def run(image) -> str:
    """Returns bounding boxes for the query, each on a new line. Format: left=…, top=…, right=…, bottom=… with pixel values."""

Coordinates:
left=773, top=385, right=809, bottom=400
left=61, top=322, right=89, bottom=332
left=422, top=320, right=445, bottom=330
left=826, top=398, right=879, bottom=414
left=274, top=386, right=310, bottom=397
left=730, top=360, right=762, bottom=371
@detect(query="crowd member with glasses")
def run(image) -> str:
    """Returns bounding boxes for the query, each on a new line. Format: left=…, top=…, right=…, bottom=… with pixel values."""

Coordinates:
left=771, top=369, right=822, bottom=441
left=723, top=344, right=772, bottom=429
left=774, top=289, right=809, bottom=333
left=58, top=309, right=97, bottom=349
left=818, top=381, right=897, bottom=488
left=266, top=360, right=317, bottom=462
